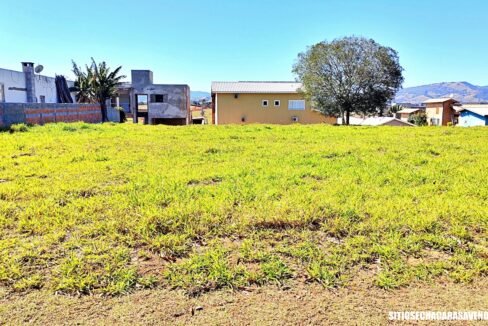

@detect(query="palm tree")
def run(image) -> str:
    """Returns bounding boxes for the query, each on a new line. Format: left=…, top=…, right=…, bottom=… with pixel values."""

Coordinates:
left=72, top=58, right=126, bottom=122
left=71, top=61, right=95, bottom=103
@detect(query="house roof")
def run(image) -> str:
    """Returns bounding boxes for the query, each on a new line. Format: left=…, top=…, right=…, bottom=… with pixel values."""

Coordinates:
left=459, top=106, right=488, bottom=117
left=336, top=117, right=367, bottom=125
left=211, top=81, right=302, bottom=94
left=423, top=98, right=459, bottom=104
left=360, top=117, right=415, bottom=126
left=397, top=108, right=421, bottom=114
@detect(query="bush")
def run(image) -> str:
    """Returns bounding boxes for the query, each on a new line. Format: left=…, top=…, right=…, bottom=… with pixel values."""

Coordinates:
left=409, top=113, right=428, bottom=126
left=9, top=123, right=29, bottom=133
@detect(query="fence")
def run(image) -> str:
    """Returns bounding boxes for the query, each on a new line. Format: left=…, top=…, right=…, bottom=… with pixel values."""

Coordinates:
left=0, top=103, right=120, bottom=128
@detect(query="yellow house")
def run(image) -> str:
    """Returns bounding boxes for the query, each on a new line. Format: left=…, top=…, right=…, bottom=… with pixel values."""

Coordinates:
left=211, top=81, right=335, bottom=125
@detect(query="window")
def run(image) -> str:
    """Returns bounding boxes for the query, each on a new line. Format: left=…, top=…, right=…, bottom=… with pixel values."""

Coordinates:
left=150, top=94, right=165, bottom=103
left=262, top=100, right=269, bottom=107
left=40, top=95, right=46, bottom=103
left=274, top=100, right=280, bottom=107
left=288, top=100, right=305, bottom=110
left=0, top=83, right=4, bottom=102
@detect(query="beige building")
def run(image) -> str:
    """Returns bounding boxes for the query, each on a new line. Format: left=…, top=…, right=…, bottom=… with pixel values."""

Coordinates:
left=211, top=82, right=335, bottom=125
left=396, top=108, right=423, bottom=122
left=424, top=98, right=460, bottom=126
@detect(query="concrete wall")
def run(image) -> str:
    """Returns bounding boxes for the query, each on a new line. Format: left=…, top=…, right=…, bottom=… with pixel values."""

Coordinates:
left=34, top=75, right=58, bottom=103
left=129, top=70, right=190, bottom=125
left=131, top=84, right=190, bottom=124
left=0, top=103, right=103, bottom=128
left=0, top=68, right=27, bottom=103
left=215, top=93, right=336, bottom=125
left=0, top=67, right=75, bottom=104
left=147, top=85, right=190, bottom=122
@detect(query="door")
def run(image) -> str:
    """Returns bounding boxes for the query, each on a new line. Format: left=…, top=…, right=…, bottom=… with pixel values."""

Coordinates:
left=135, top=94, right=149, bottom=124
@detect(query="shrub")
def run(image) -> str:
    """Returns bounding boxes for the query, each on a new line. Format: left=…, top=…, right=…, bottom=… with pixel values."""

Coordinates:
left=9, top=123, right=29, bottom=133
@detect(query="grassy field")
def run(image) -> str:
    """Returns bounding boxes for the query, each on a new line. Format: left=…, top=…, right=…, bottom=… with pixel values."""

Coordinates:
left=0, top=122, right=487, bottom=301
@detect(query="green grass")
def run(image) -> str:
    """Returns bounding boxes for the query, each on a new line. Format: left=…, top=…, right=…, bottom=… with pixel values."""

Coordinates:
left=0, top=122, right=487, bottom=295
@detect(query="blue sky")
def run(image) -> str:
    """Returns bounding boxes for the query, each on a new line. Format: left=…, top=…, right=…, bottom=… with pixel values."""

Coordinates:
left=1, top=0, right=487, bottom=91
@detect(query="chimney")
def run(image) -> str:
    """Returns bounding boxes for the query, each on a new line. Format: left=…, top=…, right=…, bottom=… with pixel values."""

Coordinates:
left=21, top=62, right=36, bottom=103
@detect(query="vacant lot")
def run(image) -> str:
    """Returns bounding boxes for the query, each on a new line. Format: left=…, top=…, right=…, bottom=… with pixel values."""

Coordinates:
left=0, top=123, right=487, bottom=323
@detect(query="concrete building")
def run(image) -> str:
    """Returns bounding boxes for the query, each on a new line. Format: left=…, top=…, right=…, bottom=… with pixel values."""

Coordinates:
left=211, top=81, right=335, bottom=125
left=0, top=63, right=74, bottom=104
left=457, top=105, right=488, bottom=127
left=115, top=70, right=190, bottom=125
left=423, top=98, right=460, bottom=126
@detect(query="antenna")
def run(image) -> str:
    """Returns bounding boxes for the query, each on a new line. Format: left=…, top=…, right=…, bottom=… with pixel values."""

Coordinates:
left=34, top=65, right=44, bottom=74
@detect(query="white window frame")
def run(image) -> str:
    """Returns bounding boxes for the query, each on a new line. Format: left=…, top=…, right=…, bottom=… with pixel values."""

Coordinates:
left=274, top=100, right=281, bottom=107
left=262, top=100, right=269, bottom=108
left=288, top=100, right=306, bottom=111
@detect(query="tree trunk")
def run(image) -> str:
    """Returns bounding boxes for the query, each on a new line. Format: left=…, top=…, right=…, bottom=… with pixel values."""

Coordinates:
left=100, top=101, right=108, bottom=122
left=346, top=110, right=350, bottom=125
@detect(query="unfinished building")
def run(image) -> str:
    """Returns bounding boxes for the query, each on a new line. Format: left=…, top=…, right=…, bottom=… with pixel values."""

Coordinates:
left=115, top=70, right=190, bottom=125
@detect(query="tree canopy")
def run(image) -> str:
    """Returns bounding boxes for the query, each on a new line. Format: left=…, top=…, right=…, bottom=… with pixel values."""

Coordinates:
left=293, top=36, right=404, bottom=125
left=72, top=58, right=126, bottom=122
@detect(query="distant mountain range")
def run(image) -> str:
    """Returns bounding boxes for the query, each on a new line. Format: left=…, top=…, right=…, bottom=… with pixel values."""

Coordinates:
left=192, top=82, right=488, bottom=105
left=190, top=91, right=211, bottom=101
left=395, top=82, right=488, bottom=104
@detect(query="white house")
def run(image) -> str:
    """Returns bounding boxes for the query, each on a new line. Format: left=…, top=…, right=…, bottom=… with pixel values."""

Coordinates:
left=0, top=62, right=74, bottom=104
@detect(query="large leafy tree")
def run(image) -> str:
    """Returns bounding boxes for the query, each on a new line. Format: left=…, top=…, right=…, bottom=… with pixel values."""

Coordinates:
left=72, top=58, right=126, bottom=122
left=293, top=37, right=404, bottom=125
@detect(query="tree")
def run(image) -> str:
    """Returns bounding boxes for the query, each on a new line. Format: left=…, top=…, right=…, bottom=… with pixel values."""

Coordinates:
left=387, top=104, right=403, bottom=117
left=409, top=112, right=428, bottom=126
left=72, top=58, right=126, bottom=122
left=71, top=62, right=95, bottom=103
left=293, top=37, right=404, bottom=125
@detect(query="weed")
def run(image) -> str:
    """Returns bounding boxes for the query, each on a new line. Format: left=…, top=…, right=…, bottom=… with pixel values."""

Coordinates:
left=0, top=123, right=486, bottom=295
left=9, top=123, right=29, bottom=133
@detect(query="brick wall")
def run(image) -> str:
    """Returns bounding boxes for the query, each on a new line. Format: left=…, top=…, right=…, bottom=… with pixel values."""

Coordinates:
left=0, top=103, right=104, bottom=128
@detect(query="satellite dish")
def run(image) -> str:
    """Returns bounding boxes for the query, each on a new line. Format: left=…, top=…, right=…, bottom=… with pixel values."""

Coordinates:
left=34, top=65, right=44, bottom=74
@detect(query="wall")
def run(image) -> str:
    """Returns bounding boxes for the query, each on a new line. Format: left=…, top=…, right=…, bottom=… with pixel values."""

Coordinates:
left=458, top=111, right=488, bottom=127
left=425, top=103, right=443, bottom=126
left=425, top=101, right=456, bottom=126
left=147, top=85, right=190, bottom=123
left=0, top=68, right=26, bottom=103
left=441, top=102, right=455, bottom=126
left=398, top=112, right=421, bottom=122
left=0, top=67, right=75, bottom=103
left=129, top=76, right=190, bottom=125
left=34, top=75, right=58, bottom=103
left=215, top=93, right=335, bottom=125
left=0, top=103, right=103, bottom=128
